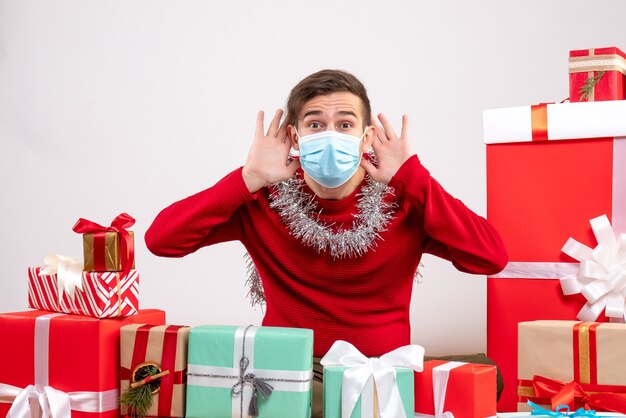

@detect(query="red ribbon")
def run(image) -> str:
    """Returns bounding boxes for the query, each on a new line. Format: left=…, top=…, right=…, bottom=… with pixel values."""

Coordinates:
left=532, top=375, right=626, bottom=413
left=120, top=325, right=187, bottom=416
left=72, top=213, right=135, bottom=280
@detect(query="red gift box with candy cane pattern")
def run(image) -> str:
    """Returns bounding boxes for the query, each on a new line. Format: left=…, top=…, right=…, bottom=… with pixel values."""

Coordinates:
left=482, top=100, right=626, bottom=411
left=28, top=266, right=139, bottom=318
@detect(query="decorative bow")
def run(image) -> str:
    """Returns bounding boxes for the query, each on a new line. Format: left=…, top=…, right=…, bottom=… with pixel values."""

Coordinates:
left=3, top=384, right=72, bottom=418
left=231, top=356, right=274, bottom=417
left=560, top=215, right=626, bottom=322
left=72, top=213, right=135, bottom=280
left=532, top=375, right=626, bottom=414
left=528, top=400, right=598, bottom=417
left=38, top=254, right=84, bottom=298
left=321, top=340, right=424, bottom=418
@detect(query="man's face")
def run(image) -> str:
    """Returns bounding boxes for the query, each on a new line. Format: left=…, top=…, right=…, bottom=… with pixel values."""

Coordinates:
left=288, top=91, right=374, bottom=154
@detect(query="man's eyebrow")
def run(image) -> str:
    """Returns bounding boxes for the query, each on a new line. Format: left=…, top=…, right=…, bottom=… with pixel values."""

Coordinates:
left=302, top=110, right=358, bottom=119
left=302, top=110, right=323, bottom=119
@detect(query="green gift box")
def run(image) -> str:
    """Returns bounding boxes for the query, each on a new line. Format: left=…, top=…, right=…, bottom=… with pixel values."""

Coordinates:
left=323, top=366, right=414, bottom=418
left=321, top=340, right=423, bottom=418
left=186, top=325, right=313, bottom=418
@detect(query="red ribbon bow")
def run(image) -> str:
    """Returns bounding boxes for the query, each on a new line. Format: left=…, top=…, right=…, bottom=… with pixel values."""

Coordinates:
left=532, top=375, right=626, bottom=414
left=72, top=213, right=135, bottom=280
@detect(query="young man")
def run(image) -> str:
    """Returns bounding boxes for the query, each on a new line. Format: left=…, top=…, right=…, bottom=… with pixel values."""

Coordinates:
left=145, top=69, right=508, bottom=416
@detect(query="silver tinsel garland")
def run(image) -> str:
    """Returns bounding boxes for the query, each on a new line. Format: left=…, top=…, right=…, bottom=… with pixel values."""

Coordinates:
left=244, top=173, right=399, bottom=307
left=269, top=174, right=397, bottom=259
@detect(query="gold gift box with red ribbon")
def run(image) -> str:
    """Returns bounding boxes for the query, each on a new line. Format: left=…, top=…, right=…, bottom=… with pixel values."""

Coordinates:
left=569, top=46, right=626, bottom=102
left=120, top=324, right=191, bottom=417
left=517, top=320, right=626, bottom=414
left=73, top=213, right=136, bottom=272
left=82, top=230, right=136, bottom=272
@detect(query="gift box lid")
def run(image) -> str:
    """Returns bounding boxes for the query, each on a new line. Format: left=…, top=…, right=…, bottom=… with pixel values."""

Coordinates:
left=483, top=101, right=626, bottom=144
left=569, top=46, right=626, bottom=74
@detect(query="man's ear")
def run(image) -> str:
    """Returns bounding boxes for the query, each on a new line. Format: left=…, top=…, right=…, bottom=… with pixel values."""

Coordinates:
left=288, top=125, right=299, bottom=150
left=362, top=125, right=376, bottom=152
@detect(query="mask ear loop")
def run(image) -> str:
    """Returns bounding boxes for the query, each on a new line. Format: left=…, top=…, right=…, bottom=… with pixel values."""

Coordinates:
left=289, top=126, right=300, bottom=158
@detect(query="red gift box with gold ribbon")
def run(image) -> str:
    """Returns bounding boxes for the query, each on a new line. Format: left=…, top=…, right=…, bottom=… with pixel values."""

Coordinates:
left=517, top=321, right=626, bottom=414
left=0, top=309, right=166, bottom=418
left=569, top=47, right=626, bottom=102
left=120, top=324, right=190, bottom=417
left=482, top=100, right=626, bottom=411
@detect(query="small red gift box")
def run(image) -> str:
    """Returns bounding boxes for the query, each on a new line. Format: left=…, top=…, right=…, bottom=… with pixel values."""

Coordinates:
left=414, top=360, right=497, bottom=418
left=0, top=309, right=166, bottom=418
left=483, top=101, right=626, bottom=411
left=28, top=266, right=139, bottom=318
left=569, top=46, right=626, bottom=102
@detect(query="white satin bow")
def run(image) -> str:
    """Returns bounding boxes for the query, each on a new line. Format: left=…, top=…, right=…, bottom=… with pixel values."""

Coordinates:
left=2, top=384, right=71, bottom=418
left=38, top=255, right=84, bottom=298
left=321, top=340, right=424, bottom=418
left=0, top=383, right=119, bottom=418
left=560, top=215, right=626, bottom=322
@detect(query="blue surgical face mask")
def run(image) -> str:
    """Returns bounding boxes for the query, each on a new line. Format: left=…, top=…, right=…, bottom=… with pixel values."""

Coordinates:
left=296, top=127, right=368, bottom=188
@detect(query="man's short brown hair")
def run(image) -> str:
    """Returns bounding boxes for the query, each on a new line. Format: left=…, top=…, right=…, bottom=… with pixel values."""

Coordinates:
left=286, top=69, right=371, bottom=129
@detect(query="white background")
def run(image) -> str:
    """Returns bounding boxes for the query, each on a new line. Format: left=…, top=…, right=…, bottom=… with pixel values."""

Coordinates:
left=1, top=0, right=625, bottom=355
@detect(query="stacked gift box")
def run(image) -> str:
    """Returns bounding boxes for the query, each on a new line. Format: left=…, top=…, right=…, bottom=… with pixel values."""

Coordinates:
left=483, top=46, right=626, bottom=413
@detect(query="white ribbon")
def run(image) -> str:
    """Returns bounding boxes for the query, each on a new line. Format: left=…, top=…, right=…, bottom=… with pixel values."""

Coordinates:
left=320, top=340, right=425, bottom=418
left=414, top=361, right=467, bottom=418
left=38, top=255, right=84, bottom=298
left=0, top=313, right=119, bottom=418
left=560, top=214, right=626, bottom=322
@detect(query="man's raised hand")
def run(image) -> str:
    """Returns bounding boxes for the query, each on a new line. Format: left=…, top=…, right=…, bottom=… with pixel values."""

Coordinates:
left=242, top=109, right=300, bottom=193
left=360, top=113, right=413, bottom=185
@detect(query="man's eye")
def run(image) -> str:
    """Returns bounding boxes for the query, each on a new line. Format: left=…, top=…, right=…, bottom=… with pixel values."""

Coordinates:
left=340, top=122, right=352, bottom=129
left=309, top=122, right=322, bottom=129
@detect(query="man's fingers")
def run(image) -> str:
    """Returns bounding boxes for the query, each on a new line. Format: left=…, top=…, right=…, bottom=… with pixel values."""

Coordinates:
left=255, top=111, right=265, bottom=140
left=267, top=109, right=284, bottom=137
left=370, top=136, right=383, bottom=152
left=360, top=158, right=377, bottom=178
left=371, top=116, right=387, bottom=143
left=277, top=118, right=288, bottom=142
left=377, top=113, right=397, bottom=141
left=400, top=114, right=409, bottom=140
left=286, top=157, right=301, bottom=175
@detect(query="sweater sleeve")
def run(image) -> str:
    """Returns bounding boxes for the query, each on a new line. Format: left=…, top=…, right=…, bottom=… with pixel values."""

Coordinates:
left=145, top=167, right=255, bottom=257
left=388, top=155, right=508, bottom=275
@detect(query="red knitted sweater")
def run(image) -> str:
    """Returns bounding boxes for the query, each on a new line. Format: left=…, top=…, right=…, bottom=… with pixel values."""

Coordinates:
left=145, top=155, right=507, bottom=357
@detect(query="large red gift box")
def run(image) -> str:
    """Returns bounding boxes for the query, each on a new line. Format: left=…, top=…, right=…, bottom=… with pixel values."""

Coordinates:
left=28, top=266, right=139, bottom=318
left=569, top=47, right=626, bottom=102
left=0, top=309, right=166, bottom=418
left=482, top=100, right=626, bottom=411
left=414, top=360, right=497, bottom=418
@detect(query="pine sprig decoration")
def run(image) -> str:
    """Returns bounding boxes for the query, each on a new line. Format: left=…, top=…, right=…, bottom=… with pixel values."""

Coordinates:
left=579, top=71, right=605, bottom=101
left=120, top=364, right=161, bottom=418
